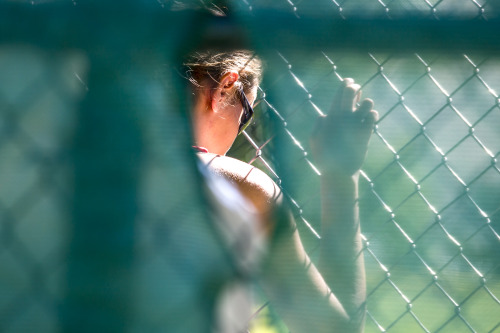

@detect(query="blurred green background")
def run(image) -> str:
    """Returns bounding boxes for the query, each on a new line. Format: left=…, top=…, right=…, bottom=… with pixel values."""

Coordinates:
left=1, top=1, right=499, bottom=332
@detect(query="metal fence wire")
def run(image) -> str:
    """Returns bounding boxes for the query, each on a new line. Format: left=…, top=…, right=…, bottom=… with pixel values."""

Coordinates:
left=237, top=50, right=500, bottom=333
left=0, top=1, right=499, bottom=333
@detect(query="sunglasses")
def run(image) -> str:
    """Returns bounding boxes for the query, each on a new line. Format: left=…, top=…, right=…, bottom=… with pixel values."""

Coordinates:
left=236, top=86, right=254, bottom=135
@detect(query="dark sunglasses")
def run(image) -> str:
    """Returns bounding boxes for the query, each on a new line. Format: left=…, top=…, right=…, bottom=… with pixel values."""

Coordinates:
left=236, top=86, right=254, bottom=135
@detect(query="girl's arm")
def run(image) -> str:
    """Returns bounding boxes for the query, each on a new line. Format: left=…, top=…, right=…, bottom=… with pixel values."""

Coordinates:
left=261, top=78, right=377, bottom=332
left=201, top=78, right=376, bottom=332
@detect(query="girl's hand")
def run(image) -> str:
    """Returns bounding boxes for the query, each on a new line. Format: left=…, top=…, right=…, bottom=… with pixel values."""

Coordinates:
left=311, top=78, right=378, bottom=177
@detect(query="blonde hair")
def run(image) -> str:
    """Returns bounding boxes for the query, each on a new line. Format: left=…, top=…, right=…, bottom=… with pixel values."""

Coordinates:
left=184, top=50, right=262, bottom=96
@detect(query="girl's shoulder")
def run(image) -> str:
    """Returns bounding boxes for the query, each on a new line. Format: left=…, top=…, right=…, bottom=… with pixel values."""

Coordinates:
left=196, top=153, right=282, bottom=208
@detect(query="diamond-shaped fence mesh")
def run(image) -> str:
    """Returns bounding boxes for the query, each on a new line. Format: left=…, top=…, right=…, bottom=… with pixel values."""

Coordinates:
left=235, top=50, right=500, bottom=332
left=0, top=1, right=499, bottom=332
left=230, top=0, right=498, bottom=19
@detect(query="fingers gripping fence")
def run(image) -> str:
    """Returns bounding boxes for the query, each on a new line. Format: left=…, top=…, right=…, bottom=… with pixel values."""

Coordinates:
left=1, top=1, right=500, bottom=333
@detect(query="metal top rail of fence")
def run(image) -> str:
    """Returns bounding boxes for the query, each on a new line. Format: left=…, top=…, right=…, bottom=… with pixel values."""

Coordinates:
left=0, top=1, right=499, bottom=332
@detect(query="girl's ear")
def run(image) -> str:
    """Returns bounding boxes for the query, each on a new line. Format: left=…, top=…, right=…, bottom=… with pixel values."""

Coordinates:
left=220, top=71, right=239, bottom=92
left=211, top=71, right=239, bottom=112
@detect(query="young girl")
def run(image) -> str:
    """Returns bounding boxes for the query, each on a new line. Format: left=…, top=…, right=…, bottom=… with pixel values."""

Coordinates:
left=184, top=49, right=377, bottom=332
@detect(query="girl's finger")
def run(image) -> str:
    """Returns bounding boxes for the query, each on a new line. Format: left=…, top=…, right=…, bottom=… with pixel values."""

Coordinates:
left=360, top=110, right=378, bottom=129
left=354, top=98, right=374, bottom=119
left=341, top=83, right=361, bottom=114
left=331, top=78, right=353, bottom=115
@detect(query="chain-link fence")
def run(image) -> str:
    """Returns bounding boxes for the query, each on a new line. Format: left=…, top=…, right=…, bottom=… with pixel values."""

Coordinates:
left=236, top=50, right=500, bottom=333
left=1, top=1, right=499, bottom=332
